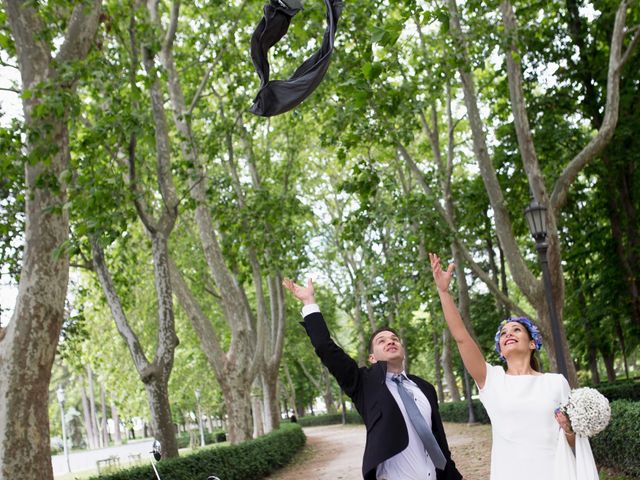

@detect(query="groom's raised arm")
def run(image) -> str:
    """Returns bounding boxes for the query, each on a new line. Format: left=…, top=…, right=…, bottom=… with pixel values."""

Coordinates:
left=283, top=279, right=360, bottom=399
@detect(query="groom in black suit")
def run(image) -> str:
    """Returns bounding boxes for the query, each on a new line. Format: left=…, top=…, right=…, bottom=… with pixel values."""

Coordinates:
left=284, top=278, right=463, bottom=480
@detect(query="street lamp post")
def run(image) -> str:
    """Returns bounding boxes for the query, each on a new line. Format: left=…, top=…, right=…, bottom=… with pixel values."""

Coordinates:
left=56, top=386, right=71, bottom=473
left=524, top=199, right=568, bottom=379
left=194, top=389, right=205, bottom=448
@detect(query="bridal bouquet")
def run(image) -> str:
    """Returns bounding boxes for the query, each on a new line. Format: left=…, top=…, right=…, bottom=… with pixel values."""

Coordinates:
left=559, top=387, right=611, bottom=437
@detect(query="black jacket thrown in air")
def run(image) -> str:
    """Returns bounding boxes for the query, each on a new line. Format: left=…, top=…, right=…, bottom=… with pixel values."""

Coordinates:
left=249, top=0, right=342, bottom=116
left=301, top=311, right=462, bottom=480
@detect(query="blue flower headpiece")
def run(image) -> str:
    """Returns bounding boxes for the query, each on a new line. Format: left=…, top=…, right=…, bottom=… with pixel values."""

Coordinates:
left=494, top=317, right=543, bottom=361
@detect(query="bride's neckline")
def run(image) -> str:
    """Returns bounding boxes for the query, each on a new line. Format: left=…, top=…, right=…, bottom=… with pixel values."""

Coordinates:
left=505, top=371, right=543, bottom=377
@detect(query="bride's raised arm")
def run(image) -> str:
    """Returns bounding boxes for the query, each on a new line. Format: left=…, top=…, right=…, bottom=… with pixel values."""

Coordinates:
left=429, top=253, right=487, bottom=389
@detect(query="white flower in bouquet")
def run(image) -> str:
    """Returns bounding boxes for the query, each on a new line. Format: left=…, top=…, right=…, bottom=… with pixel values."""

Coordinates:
left=560, top=387, right=611, bottom=437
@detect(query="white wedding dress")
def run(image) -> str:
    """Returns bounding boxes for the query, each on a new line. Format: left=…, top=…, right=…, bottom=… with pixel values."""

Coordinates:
left=479, top=363, right=598, bottom=480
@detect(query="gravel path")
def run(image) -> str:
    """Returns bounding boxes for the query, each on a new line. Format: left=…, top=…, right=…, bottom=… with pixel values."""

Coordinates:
left=266, top=422, right=492, bottom=480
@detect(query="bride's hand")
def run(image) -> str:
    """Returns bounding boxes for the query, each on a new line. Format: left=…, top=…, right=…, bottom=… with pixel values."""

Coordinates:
left=429, top=253, right=455, bottom=293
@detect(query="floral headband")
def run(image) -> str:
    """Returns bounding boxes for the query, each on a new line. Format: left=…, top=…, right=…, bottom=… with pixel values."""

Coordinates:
left=494, top=317, right=543, bottom=361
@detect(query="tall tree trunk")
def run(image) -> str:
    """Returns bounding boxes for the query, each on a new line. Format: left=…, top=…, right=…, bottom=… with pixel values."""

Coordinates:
left=498, top=243, right=510, bottom=317
left=0, top=2, right=101, bottom=478
left=618, top=162, right=640, bottom=330
left=451, top=246, right=477, bottom=423
left=261, top=367, right=280, bottom=433
left=87, top=9, right=183, bottom=457
left=206, top=414, right=214, bottom=433
left=440, top=0, right=631, bottom=386
left=111, top=400, right=122, bottom=445
left=323, top=368, right=337, bottom=414
left=441, top=329, right=461, bottom=401
left=613, top=316, right=629, bottom=379
left=81, top=383, right=97, bottom=449
left=100, top=383, right=109, bottom=447
left=432, top=331, right=445, bottom=401
left=366, top=297, right=377, bottom=331
left=154, top=7, right=265, bottom=435
left=601, top=349, right=617, bottom=382
left=284, top=364, right=298, bottom=419
left=567, top=1, right=640, bottom=333
left=251, top=377, right=264, bottom=438
left=145, top=379, right=177, bottom=453
left=574, top=276, right=600, bottom=385
left=86, top=366, right=101, bottom=448
left=170, top=258, right=257, bottom=443
left=258, top=276, right=286, bottom=433
left=92, top=236, right=179, bottom=457
left=353, top=280, right=369, bottom=366
left=605, top=155, right=640, bottom=331
left=223, top=377, right=253, bottom=442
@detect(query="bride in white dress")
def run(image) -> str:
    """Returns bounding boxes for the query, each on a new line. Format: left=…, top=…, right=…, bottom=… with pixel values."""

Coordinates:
left=429, top=253, right=583, bottom=480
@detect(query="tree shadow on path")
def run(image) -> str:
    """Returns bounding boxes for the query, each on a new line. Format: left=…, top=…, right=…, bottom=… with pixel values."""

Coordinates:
left=265, top=423, right=492, bottom=480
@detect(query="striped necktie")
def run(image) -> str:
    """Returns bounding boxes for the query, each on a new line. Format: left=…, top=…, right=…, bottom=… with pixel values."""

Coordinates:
left=392, top=374, right=447, bottom=470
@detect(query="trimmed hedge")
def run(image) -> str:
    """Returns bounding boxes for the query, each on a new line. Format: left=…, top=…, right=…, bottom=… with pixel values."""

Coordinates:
left=90, top=423, right=305, bottom=480
left=294, top=403, right=491, bottom=427
left=438, top=399, right=490, bottom=424
left=592, top=400, right=640, bottom=478
left=590, top=380, right=640, bottom=402
left=296, top=412, right=363, bottom=427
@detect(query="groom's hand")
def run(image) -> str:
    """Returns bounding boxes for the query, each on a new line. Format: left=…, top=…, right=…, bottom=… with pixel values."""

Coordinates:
left=283, top=278, right=316, bottom=305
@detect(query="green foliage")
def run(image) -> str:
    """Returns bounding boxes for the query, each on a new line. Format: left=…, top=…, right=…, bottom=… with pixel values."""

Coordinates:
left=437, top=399, right=490, bottom=424
left=0, top=120, right=25, bottom=282
left=296, top=411, right=363, bottom=427
left=592, top=400, right=640, bottom=478
left=588, top=380, right=640, bottom=402
left=175, top=429, right=226, bottom=448
left=0, top=0, right=631, bottom=455
left=90, top=424, right=306, bottom=480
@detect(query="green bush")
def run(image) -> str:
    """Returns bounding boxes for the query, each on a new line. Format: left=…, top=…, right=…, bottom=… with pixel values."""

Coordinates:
left=91, top=423, right=305, bottom=480
left=176, top=429, right=227, bottom=448
left=296, top=412, right=363, bottom=427
left=592, top=400, right=640, bottom=478
left=438, top=399, right=490, bottom=424
left=589, top=380, right=640, bottom=402
left=295, top=403, right=491, bottom=426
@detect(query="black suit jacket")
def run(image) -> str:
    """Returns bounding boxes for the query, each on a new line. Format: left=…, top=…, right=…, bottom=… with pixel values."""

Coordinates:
left=301, top=311, right=462, bottom=480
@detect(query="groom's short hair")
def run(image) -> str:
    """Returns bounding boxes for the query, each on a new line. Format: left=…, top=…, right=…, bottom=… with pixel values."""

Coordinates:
left=368, top=327, right=401, bottom=354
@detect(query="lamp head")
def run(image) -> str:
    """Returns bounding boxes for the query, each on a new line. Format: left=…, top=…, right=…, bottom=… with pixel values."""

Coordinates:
left=524, top=199, right=548, bottom=242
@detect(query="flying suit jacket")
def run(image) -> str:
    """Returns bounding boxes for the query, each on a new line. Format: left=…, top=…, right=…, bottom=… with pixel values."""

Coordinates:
left=301, top=311, right=463, bottom=480
left=249, top=0, right=342, bottom=116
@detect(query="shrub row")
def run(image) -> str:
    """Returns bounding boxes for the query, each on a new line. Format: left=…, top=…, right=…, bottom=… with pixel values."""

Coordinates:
left=438, top=399, right=490, bottom=424
left=592, top=400, right=640, bottom=478
left=91, top=423, right=305, bottom=480
left=296, top=411, right=363, bottom=427
left=590, top=380, right=640, bottom=402
left=176, top=429, right=227, bottom=448
left=293, top=403, right=491, bottom=427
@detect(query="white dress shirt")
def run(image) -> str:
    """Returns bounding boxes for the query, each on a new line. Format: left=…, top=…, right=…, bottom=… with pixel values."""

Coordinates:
left=301, top=304, right=437, bottom=480
left=377, top=372, right=437, bottom=480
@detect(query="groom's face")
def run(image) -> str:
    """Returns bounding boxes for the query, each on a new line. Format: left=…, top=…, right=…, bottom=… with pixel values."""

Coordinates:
left=368, top=329, right=405, bottom=365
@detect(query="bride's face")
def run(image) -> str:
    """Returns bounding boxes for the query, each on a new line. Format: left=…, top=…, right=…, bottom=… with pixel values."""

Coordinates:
left=499, top=322, right=535, bottom=358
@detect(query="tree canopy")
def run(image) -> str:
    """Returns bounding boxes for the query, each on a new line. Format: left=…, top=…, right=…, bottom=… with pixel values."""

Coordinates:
left=0, top=0, right=638, bottom=477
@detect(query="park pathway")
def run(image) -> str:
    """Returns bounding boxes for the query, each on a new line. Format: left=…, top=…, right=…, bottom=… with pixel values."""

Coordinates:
left=266, top=422, right=492, bottom=480
left=52, top=438, right=154, bottom=476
